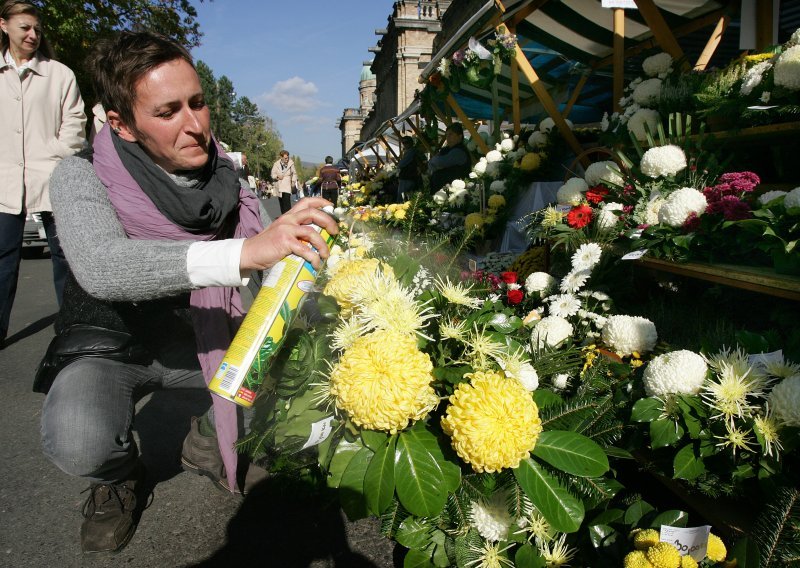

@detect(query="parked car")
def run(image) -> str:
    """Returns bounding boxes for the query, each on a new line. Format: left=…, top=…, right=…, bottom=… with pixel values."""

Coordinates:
left=23, top=212, right=47, bottom=252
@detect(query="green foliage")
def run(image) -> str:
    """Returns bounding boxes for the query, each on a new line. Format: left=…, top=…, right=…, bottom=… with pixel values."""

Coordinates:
left=750, top=486, right=800, bottom=567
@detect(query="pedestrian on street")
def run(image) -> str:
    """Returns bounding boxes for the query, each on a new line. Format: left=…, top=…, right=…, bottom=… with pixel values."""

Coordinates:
left=270, top=149, right=297, bottom=215
left=40, top=30, right=337, bottom=554
left=317, top=155, right=342, bottom=205
left=0, top=0, right=86, bottom=345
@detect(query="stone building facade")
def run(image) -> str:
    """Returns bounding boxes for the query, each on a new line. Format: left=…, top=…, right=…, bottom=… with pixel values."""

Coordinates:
left=337, top=64, right=376, bottom=158
left=338, top=0, right=450, bottom=155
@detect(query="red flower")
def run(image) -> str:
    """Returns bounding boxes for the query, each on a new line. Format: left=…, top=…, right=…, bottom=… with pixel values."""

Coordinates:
left=501, top=271, right=518, bottom=284
left=585, top=186, right=609, bottom=204
left=566, top=205, right=593, bottom=229
left=507, top=289, right=524, bottom=304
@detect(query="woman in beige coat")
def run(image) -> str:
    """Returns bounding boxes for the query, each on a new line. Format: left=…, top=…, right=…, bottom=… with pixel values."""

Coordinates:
left=0, top=0, right=86, bottom=345
left=270, top=149, right=297, bottom=215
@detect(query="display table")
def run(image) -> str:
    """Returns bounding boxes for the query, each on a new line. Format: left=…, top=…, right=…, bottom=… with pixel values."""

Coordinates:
left=499, top=181, right=561, bottom=253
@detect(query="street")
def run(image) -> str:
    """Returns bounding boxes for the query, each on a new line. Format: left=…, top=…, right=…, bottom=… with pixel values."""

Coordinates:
left=0, top=196, right=395, bottom=568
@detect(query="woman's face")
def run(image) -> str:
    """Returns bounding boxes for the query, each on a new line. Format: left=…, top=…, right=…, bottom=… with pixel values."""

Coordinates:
left=0, top=13, right=41, bottom=61
left=114, top=58, right=211, bottom=173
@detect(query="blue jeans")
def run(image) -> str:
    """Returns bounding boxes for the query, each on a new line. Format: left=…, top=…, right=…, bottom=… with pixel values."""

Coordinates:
left=0, top=212, right=24, bottom=342
left=41, top=357, right=206, bottom=483
left=40, top=211, right=68, bottom=307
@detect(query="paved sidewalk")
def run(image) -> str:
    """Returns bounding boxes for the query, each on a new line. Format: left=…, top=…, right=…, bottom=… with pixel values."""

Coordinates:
left=0, top=199, right=396, bottom=567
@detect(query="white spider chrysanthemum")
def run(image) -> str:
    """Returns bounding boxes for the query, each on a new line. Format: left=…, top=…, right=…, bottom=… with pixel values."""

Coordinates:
left=556, top=178, right=588, bottom=205
left=758, top=353, right=800, bottom=379
left=538, top=533, right=577, bottom=567
left=601, top=315, right=658, bottom=357
left=702, top=364, right=765, bottom=424
left=465, top=541, right=514, bottom=568
left=627, top=108, right=660, bottom=141
left=435, top=276, right=483, bottom=308
left=715, top=423, right=756, bottom=457
left=571, top=242, right=602, bottom=271
left=549, top=293, right=581, bottom=318
left=741, top=61, right=772, bottom=95
left=440, top=317, right=467, bottom=341
left=758, top=190, right=787, bottom=205
left=330, top=317, right=370, bottom=352
left=560, top=269, right=591, bottom=293
left=706, top=347, right=768, bottom=386
left=584, top=161, right=624, bottom=187
left=516, top=507, right=554, bottom=545
left=754, top=405, right=784, bottom=458
left=658, top=187, right=707, bottom=227
left=465, top=324, right=508, bottom=370
left=642, top=52, right=673, bottom=77
left=632, top=78, right=662, bottom=106
left=769, top=375, right=800, bottom=426
left=525, top=272, right=557, bottom=295
left=640, top=145, right=687, bottom=178
left=643, top=350, right=707, bottom=396
left=531, top=316, right=574, bottom=350
left=470, top=492, right=514, bottom=542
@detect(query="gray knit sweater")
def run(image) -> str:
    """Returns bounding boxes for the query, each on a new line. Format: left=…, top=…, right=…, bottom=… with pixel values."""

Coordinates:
left=49, top=153, right=269, bottom=303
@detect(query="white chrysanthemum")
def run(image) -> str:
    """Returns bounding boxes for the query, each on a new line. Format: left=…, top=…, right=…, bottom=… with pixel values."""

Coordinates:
left=774, top=45, right=800, bottom=91
left=451, top=179, right=467, bottom=191
left=632, top=78, right=662, bottom=106
left=433, top=189, right=447, bottom=205
left=499, top=356, right=540, bottom=392
left=792, top=28, right=800, bottom=46
left=499, top=138, right=515, bottom=152
left=548, top=293, right=581, bottom=318
left=658, top=187, right=707, bottom=227
left=486, top=150, right=503, bottom=163
left=601, top=314, right=657, bottom=356
left=571, top=242, right=602, bottom=271
left=525, top=272, right=557, bottom=295
left=741, top=61, right=772, bottom=95
left=642, top=52, right=673, bottom=77
left=769, top=375, right=800, bottom=426
left=552, top=373, right=570, bottom=390
left=528, top=131, right=548, bottom=148
left=560, top=269, right=591, bottom=293
left=640, top=145, right=687, bottom=178
left=758, top=190, right=787, bottom=205
left=448, top=186, right=468, bottom=206
left=644, top=195, right=665, bottom=225
left=627, top=108, right=660, bottom=141
left=531, top=316, right=574, bottom=350
left=784, top=187, right=800, bottom=209
left=596, top=203, right=622, bottom=231
left=473, top=158, right=488, bottom=175
left=556, top=177, right=588, bottom=205
left=471, top=493, right=514, bottom=542
left=490, top=180, right=506, bottom=194
left=584, top=161, right=624, bottom=187
left=643, top=350, right=708, bottom=396
left=758, top=353, right=800, bottom=379
left=539, top=117, right=555, bottom=133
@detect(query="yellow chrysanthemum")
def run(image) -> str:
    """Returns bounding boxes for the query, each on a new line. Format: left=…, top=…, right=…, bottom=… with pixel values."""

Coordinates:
left=323, top=258, right=389, bottom=314
left=633, top=529, right=661, bottom=550
left=465, top=213, right=485, bottom=231
left=744, top=52, right=774, bottom=63
left=624, top=550, right=655, bottom=568
left=394, top=209, right=407, bottom=220
left=520, top=152, right=542, bottom=171
left=441, top=371, right=542, bottom=472
left=329, top=329, right=437, bottom=433
left=646, top=542, right=681, bottom=568
left=680, top=555, right=698, bottom=568
left=488, top=194, right=506, bottom=209
left=435, top=276, right=483, bottom=308
left=706, top=534, right=726, bottom=563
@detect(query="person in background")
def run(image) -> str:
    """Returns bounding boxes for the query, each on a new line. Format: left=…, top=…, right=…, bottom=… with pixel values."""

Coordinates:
left=0, top=0, right=86, bottom=345
left=397, top=135, right=424, bottom=201
left=427, top=122, right=471, bottom=192
left=40, top=30, right=337, bottom=554
left=317, top=155, right=342, bottom=205
left=271, top=149, right=297, bottom=215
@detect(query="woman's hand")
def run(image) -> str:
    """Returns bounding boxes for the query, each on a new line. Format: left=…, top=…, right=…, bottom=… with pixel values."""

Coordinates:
left=240, top=197, right=339, bottom=272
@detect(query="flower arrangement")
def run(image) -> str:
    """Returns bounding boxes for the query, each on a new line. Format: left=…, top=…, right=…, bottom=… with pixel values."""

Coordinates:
left=436, top=31, right=518, bottom=89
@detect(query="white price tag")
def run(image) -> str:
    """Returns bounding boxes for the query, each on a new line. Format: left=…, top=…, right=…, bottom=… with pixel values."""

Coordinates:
left=746, top=105, right=778, bottom=110
left=555, top=204, right=572, bottom=213
left=660, top=525, right=710, bottom=561
left=629, top=229, right=644, bottom=239
left=301, top=416, right=335, bottom=450
left=749, top=349, right=783, bottom=368
left=621, top=249, right=647, bottom=260
left=602, top=0, right=636, bottom=7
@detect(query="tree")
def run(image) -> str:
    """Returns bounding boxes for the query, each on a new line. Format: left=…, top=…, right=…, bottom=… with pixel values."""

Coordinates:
left=36, top=0, right=207, bottom=104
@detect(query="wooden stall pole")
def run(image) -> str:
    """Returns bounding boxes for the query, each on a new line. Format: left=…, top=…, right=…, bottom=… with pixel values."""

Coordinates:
left=370, top=144, right=385, bottom=167
left=513, top=47, right=588, bottom=165
left=378, top=135, right=399, bottom=162
left=406, top=120, right=433, bottom=153
left=694, top=14, right=730, bottom=71
left=511, top=49, right=521, bottom=135
left=355, top=148, right=370, bottom=172
left=613, top=8, right=625, bottom=113
left=633, top=0, right=688, bottom=70
left=445, top=94, right=491, bottom=154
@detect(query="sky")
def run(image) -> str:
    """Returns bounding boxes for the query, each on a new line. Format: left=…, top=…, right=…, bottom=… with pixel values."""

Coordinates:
left=190, top=0, right=396, bottom=164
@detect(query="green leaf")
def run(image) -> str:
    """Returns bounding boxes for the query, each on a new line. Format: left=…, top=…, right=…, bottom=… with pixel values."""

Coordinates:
left=326, top=439, right=365, bottom=489
left=403, top=547, right=436, bottom=568
left=396, top=517, right=434, bottom=550
left=429, top=529, right=451, bottom=567
left=514, top=458, right=584, bottom=533
left=533, top=389, right=563, bottom=409
left=673, top=444, right=705, bottom=481
left=631, top=398, right=663, bottom=422
left=624, top=500, right=655, bottom=526
left=729, top=536, right=760, bottom=568
left=588, top=524, right=619, bottom=550
left=515, top=544, right=546, bottom=568
left=650, top=419, right=684, bottom=449
left=409, top=422, right=462, bottom=492
left=531, top=431, right=609, bottom=477
left=651, top=510, right=689, bottom=528
left=735, top=331, right=770, bottom=354
left=604, top=446, right=634, bottom=460
left=364, top=435, right=397, bottom=515
left=591, top=508, right=624, bottom=525
left=339, top=447, right=373, bottom=520
left=395, top=430, right=448, bottom=517
left=362, top=429, right=390, bottom=452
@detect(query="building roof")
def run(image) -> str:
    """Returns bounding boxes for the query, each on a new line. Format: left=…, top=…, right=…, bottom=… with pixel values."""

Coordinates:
left=360, top=63, right=376, bottom=82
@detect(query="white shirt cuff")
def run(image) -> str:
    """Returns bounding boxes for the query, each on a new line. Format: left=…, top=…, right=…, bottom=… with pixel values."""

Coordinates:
left=187, top=240, right=248, bottom=287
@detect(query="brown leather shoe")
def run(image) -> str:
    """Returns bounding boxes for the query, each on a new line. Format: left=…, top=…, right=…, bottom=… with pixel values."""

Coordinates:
left=80, top=461, right=145, bottom=553
left=180, top=416, right=268, bottom=495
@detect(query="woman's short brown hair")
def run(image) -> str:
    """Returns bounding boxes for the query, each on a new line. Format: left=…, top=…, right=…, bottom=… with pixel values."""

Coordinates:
left=0, top=0, right=53, bottom=59
left=86, top=30, right=194, bottom=130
